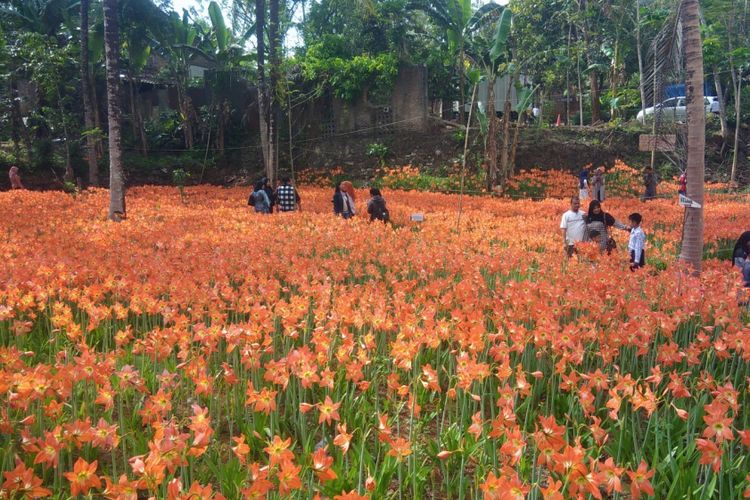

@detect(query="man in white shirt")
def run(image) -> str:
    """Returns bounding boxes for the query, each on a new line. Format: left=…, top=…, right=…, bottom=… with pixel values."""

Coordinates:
left=560, top=196, right=587, bottom=258
left=710, top=98, right=720, bottom=116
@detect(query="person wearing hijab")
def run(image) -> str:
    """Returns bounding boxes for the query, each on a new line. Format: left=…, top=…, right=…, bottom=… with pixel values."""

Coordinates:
left=732, top=231, right=750, bottom=287
left=585, top=200, right=628, bottom=253
left=251, top=180, right=271, bottom=213
left=9, top=166, right=24, bottom=189
left=367, top=187, right=389, bottom=222
left=332, top=183, right=344, bottom=216
left=339, top=181, right=356, bottom=219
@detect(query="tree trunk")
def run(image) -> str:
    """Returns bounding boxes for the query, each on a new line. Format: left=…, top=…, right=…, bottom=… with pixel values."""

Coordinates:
left=589, top=71, right=601, bottom=124
left=81, top=0, right=99, bottom=186
left=269, top=0, right=280, bottom=180
left=103, top=0, right=126, bottom=220
left=57, top=88, right=74, bottom=183
left=458, top=42, right=466, bottom=124
left=499, top=77, right=513, bottom=186
left=91, top=69, right=105, bottom=159
left=678, top=0, right=705, bottom=274
left=177, top=83, right=194, bottom=149
left=256, top=0, right=273, bottom=182
left=485, top=75, right=497, bottom=190
left=713, top=66, right=728, bottom=141
left=8, top=77, right=22, bottom=163
left=730, top=69, right=742, bottom=184
left=636, top=0, right=646, bottom=117
left=510, top=106, right=524, bottom=175
left=576, top=52, right=584, bottom=126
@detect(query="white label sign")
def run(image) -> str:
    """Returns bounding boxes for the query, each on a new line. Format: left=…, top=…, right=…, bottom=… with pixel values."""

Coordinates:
left=410, top=213, right=425, bottom=222
left=679, top=194, right=702, bottom=208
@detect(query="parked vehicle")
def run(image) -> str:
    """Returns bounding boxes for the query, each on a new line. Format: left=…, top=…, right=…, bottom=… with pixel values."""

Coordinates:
left=636, top=96, right=718, bottom=124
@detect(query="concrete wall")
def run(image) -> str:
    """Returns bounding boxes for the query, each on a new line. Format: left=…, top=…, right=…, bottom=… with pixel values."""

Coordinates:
left=391, top=64, right=428, bottom=131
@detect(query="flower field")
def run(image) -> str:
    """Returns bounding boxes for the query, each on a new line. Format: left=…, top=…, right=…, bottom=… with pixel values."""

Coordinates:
left=1, top=185, right=750, bottom=499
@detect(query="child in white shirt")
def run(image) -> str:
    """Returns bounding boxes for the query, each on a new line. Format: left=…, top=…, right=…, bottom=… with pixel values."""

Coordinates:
left=628, top=212, right=645, bottom=270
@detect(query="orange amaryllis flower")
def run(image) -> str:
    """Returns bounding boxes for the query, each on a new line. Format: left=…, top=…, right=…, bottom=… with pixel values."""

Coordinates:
left=277, top=459, right=302, bottom=495
left=232, top=435, right=250, bottom=464
left=64, top=458, right=101, bottom=496
left=696, top=439, right=723, bottom=473
left=626, top=461, right=655, bottom=499
left=318, top=395, right=341, bottom=425
left=333, top=423, right=353, bottom=455
left=311, top=446, right=338, bottom=483
left=264, top=435, right=294, bottom=467
left=2, top=461, right=52, bottom=498
left=387, top=437, right=412, bottom=461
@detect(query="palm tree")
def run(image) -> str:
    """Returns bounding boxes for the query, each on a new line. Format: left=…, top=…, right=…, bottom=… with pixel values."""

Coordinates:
left=103, top=0, right=125, bottom=220
left=678, top=0, right=705, bottom=273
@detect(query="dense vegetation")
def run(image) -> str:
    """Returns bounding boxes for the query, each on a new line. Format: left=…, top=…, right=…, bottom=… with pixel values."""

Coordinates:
left=0, top=0, right=747, bottom=188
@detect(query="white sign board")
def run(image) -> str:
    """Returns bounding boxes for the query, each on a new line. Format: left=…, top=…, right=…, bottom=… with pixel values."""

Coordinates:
left=679, top=194, right=701, bottom=208
left=410, top=213, right=425, bottom=222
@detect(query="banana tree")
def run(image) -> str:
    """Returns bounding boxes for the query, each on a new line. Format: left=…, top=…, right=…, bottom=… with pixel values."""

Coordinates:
left=151, top=10, right=201, bottom=149
left=414, top=0, right=504, bottom=123
left=469, top=5, right=511, bottom=190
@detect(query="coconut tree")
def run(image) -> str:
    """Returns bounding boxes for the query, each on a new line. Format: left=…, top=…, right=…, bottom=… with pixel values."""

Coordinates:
left=103, top=0, right=125, bottom=220
left=678, top=0, right=705, bottom=273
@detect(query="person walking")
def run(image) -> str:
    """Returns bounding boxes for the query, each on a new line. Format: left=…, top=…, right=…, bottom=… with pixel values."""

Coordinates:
left=276, top=177, right=300, bottom=212
left=643, top=166, right=657, bottom=201
left=367, top=188, right=389, bottom=223
left=560, top=196, right=587, bottom=258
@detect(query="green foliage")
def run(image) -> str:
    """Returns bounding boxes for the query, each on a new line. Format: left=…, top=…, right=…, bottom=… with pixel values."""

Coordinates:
left=366, top=143, right=390, bottom=167
left=301, top=39, right=399, bottom=102
left=172, top=168, right=190, bottom=187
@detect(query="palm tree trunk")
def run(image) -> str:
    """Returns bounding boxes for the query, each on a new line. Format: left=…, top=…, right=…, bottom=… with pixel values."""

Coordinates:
left=81, top=0, right=99, bottom=186
left=678, top=0, right=705, bottom=273
left=103, top=0, right=126, bottom=220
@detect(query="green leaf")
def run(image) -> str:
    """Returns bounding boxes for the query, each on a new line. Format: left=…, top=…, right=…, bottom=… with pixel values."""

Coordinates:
left=514, top=84, right=538, bottom=113
left=208, top=1, right=229, bottom=53
left=489, top=8, right=511, bottom=63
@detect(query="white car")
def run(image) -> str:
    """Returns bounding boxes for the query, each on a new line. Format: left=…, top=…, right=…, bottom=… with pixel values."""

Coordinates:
left=636, top=96, right=718, bottom=124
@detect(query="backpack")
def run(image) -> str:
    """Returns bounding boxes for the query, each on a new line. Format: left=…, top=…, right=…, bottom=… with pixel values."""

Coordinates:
left=248, top=192, right=256, bottom=206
